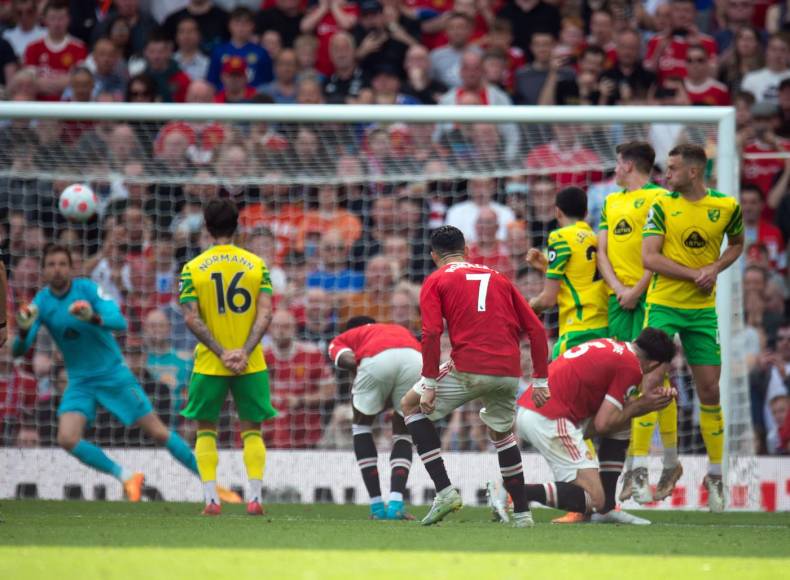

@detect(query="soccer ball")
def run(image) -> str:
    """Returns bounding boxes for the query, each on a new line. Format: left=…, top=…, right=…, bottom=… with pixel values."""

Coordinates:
left=59, top=184, right=97, bottom=222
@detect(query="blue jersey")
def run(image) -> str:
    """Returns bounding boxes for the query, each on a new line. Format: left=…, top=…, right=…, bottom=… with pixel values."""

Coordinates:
left=13, top=278, right=129, bottom=383
left=207, top=41, right=273, bottom=88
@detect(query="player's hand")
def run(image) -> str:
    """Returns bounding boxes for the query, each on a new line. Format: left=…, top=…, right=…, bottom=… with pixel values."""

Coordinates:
left=222, top=349, right=248, bottom=374
left=642, top=383, right=676, bottom=412
left=526, top=248, right=548, bottom=273
left=16, top=303, right=39, bottom=330
left=530, top=377, right=550, bottom=408
left=694, top=264, right=719, bottom=293
left=69, top=300, right=95, bottom=322
left=618, top=286, right=641, bottom=310
left=420, top=379, right=437, bottom=415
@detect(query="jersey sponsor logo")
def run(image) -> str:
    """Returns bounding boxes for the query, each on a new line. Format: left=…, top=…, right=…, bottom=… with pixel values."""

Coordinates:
left=613, top=217, right=634, bottom=238
left=708, top=209, right=720, bottom=222
left=634, top=198, right=645, bottom=208
left=683, top=228, right=708, bottom=254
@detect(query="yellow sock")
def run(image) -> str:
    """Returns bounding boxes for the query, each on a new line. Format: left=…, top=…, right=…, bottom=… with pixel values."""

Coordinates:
left=658, top=397, right=678, bottom=449
left=242, top=430, right=266, bottom=481
left=699, top=404, right=724, bottom=465
left=195, top=430, right=218, bottom=482
left=631, top=412, right=657, bottom=458
left=583, top=438, right=597, bottom=459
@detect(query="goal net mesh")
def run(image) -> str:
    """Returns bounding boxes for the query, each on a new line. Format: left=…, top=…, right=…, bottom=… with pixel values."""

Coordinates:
left=0, top=110, right=754, bottom=502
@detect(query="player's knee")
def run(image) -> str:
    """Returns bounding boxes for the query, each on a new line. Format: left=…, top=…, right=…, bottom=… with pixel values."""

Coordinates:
left=590, top=489, right=606, bottom=513
left=400, top=395, right=417, bottom=416
left=697, top=381, right=720, bottom=405
left=57, top=430, right=80, bottom=451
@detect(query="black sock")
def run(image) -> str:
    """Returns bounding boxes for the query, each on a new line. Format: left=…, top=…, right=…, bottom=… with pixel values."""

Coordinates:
left=352, top=424, right=381, bottom=500
left=389, top=434, right=413, bottom=495
left=494, top=433, right=528, bottom=513
left=526, top=482, right=591, bottom=513
left=405, top=413, right=451, bottom=492
left=599, top=437, right=628, bottom=513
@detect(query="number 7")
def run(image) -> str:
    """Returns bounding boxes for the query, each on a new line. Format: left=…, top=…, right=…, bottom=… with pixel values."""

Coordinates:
left=466, top=273, right=491, bottom=312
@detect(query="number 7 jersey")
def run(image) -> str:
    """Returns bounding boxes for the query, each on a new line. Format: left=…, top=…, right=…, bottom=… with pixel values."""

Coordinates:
left=179, top=244, right=273, bottom=375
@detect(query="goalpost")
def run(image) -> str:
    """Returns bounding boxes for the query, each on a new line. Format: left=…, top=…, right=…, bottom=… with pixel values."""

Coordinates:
left=0, top=102, right=756, bottom=509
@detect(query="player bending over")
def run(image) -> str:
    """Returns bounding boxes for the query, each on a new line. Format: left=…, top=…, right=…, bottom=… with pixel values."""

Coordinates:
left=401, top=225, right=549, bottom=527
left=180, top=199, right=276, bottom=516
left=510, top=329, right=676, bottom=522
left=328, top=316, right=422, bottom=520
left=13, top=244, right=224, bottom=502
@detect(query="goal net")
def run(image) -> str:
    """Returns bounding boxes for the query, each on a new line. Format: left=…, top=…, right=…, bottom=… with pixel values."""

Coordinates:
left=0, top=103, right=756, bottom=508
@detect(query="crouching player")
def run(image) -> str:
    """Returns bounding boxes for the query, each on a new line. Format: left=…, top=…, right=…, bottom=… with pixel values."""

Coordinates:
left=512, top=329, right=676, bottom=523
left=328, top=316, right=422, bottom=520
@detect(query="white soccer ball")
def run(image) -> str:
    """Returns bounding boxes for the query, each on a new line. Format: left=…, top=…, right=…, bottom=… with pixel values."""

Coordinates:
left=59, top=183, right=97, bottom=222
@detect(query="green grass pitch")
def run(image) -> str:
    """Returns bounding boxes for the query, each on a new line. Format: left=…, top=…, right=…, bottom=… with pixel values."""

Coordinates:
left=1, top=501, right=788, bottom=579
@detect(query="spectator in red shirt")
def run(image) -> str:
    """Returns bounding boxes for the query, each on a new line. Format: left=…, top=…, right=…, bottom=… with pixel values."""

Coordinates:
left=24, top=0, right=87, bottom=101
left=742, top=102, right=790, bottom=205
left=300, top=0, right=358, bottom=76
left=466, top=207, right=515, bottom=280
left=684, top=44, right=731, bottom=106
left=214, top=56, right=257, bottom=103
left=524, top=124, right=603, bottom=189
left=264, top=309, right=335, bottom=449
left=143, top=30, right=191, bottom=103
left=586, top=10, right=617, bottom=69
left=741, top=183, right=786, bottom=271
left=483, top=18, right=525, bottom=93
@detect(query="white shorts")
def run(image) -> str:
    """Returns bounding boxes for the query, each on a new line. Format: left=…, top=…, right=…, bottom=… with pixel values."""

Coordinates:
left=516, top=407, right=598, bottom=482
left=353, top=348, right=422, bottom=416
left=412, top=362, right=519, bottom=433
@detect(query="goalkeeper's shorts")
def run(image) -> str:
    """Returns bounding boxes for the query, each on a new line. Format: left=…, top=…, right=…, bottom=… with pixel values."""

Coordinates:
left=644, top=303, right=720, bottom=366
left=607, top=294, right=647, bottom=342
left=182, top=371, right=278, bottom=423
left=552, top=327, right=609, bottom=360
left=58, top=367, right=152, bottom=426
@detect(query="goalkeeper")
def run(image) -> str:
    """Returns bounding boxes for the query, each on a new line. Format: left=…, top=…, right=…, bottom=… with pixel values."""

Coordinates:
left=12, top=244, right=240, bottom=503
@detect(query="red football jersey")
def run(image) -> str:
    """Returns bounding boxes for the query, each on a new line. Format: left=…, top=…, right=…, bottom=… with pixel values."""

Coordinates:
left=742, top=138, right=790, bottom=217
left=24, top=36, right=87, bottom=99
left=420, top=261, right=548, bottom=379
left=643, top=33, right=717, bottom=84
left=263, top=342, right=333, bottom=449
left=328, top=323, right=420, bottom=366
left=684, top=79, right=731, bottom=106
left=518, top=339, right=642, bottom=425
left=524, top=143, right=603, bottom=189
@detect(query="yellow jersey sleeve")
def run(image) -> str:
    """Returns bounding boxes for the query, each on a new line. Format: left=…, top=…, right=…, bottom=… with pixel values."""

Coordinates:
left=643, top=195, right=667, bottom=237
left=260, top=261, right=273, bottom=295
left=598, top=198, right=609, bottom=231
left=546, top=230, right=571, bottom=280
left=179, top=263, right=197, bottom=303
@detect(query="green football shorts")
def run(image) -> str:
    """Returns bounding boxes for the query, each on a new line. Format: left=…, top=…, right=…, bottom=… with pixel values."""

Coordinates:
left=644, top=303, right=720, bottom=366
left=552, top=327, right=610, bottom=360
left=608, top=294, right=646, bottom=342
left=181, top=371, right=278, bottom=423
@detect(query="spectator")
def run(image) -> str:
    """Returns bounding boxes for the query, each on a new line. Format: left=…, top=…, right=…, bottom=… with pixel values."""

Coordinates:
left=496, top=0, right=560, bottom=58
left=444, top=177, right=515, bottom=242
left=351, top=196, right=398, bottom=270
left=395, top=193, right=432, bottom=281
left=299, top=287, right=338, bottom=348
left=643, top=0, right=717, bottom=86
left=300, top=0, right=358, bottom=77
left=23, top=1, right=87, bottom=101
left=142, top=308, right=191, bottom=424
left=741, top=34, right=790, bottom=103
left=368, top=63, right=419, bottom=104
left=527, top=176, right=558, bottom=249
left=85, top=37, right=126, bottom=100
left=93, top=0, right=157, bottom=57
left=483, top=17, right=525, bottom=94
left=390, top=282, right=420, bottom=336
left=767, top=393, right=789, bottom=454
left=307, top=231, right=364, bottom=293
left=142, top=31, right=191, bottom=104
left=684, top=44, right=731, bottom=105
left=174, top=17, right=210, bottom=82
left=429, top=12, right=475, bottom=89
left=524, top=124, right=603, bottom=189
left=514, top=32, right=569, bottom=105
left=162, top=0, right=229, bottom=56
left=466, top=207, right=514, bottom=279
left=401, top=43, right=446, bottom=104
left=0, top=35, right=17, bottom=87
left=506, top=222, right=530, bottom=273
left=715, top=0, right=764, bottom=53
left=587, top=10, right=617, bottom=68
left=257, top=0, right=304, bottom=49
left=265, top=309, right=334, bottom=449
left=481, top=49, right=507, bottom=92
left=339, top=255, right=396, bottom=324
left=244, top=226, right=288, bottom=294
left=260, top=48, right=298, bottom=104
left=297, top=184, right=362, bottom=254
left=62, top=65, right=94, bottom=103
left=758, top=322, right=790, bottom=452
left=293, top=33, right=321, bottom=79
left=539, top=44, right=607, bottom=106
left=3, top=0, right=45, bottom=58
left=323, top=31, right=368, bottom=104
left=742, top=102, right=789, bottom=206
left=742, top=183, right=786, bottom=271
left=555, top=16, right=584, bottom=61
left=214, top=56, right=256, bottom=103
left=600, top=28, right=657, bottom=105
left=215, top=144, right=257, bottom=205
left=207, top=6, right=273, bottom=90
left=718, top=26, right=764, bottom=92
left=352, top=0, right=418, bottom=78
left=382, top=234, right=410, bottom=282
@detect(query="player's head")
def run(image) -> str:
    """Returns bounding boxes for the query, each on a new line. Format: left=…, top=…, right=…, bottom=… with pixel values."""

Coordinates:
left=41, top=243, right=73, bottom=292
left=615, top=141, right=655, bottom=186
left=555, top=186, right=587, bottom=222
left=666, top=143, right=707, bottom=191
left=430, top=225, right=467, bottom=265
left=346, top=316, right=376, bottom=330
left=634, top=327, right=676, bottom=373
left=204, top=198, right=239, bottom=240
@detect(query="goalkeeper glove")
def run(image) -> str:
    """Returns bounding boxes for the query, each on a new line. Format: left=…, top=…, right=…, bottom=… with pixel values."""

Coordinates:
left=16, top=304, right=39, bottom=330
left=69, top=300, right=95, bottom=322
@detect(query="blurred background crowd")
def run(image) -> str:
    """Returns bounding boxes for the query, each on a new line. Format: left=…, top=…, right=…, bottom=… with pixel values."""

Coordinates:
left=0, top=0, right=788, bottom=456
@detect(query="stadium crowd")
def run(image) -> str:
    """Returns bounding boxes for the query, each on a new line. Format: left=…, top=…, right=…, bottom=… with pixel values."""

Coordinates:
left=0, top=0, right=789, bottom=456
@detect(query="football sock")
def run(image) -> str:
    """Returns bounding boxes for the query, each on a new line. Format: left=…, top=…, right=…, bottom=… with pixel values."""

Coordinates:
left=195, top=429, right=218, bottom=499
left=699, top=403, right=724, bottom=468
left=525, top=482, right=591, bottom=514
left=166, top=432, right=199, bottom=475
left=405, top=413, right=451, bottom=492
left=598, top=437, right=628, bottom=513
left=631, top=411, right=657, bottom=458
left=352, top=424, right=381, bottom=500
left=493, top=433, right=528, bottom=514
left=242, top=430, right=266, bottom=502
left=71, top=440, right=126, bottom=481
left=389, top=433, right=413, bottom=496
left=658, top=397, right=678, bottom=467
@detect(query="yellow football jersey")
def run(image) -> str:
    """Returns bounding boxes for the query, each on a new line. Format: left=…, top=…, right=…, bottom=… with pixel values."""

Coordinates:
left=179, top=244, right=273, bottom=375
left=546, top=221, right=609, bottom=336
left=599, top=183, right=666, bottom=291
left=643, top=189, right=743, bottom=309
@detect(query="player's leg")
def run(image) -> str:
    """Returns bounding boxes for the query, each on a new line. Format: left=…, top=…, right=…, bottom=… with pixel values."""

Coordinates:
left=351, top=407, right=385, bottom=519
left=135, top=412, right=199, bottom=474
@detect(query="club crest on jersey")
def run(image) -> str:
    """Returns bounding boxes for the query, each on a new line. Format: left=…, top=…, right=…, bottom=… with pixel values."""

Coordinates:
left=708, top=209, right=720, bottom=222
left=634, top=198, right=645, bottom=208
left=625, top=385, right=639, bottom=400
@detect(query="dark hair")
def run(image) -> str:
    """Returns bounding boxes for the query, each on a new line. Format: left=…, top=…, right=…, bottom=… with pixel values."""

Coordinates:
left=668, top=143, right=707, bottom=167
left=635, top=327, right=676, bottom=364
left=204, top=198, right=239, bottom=238
left=734, top=90, right=756, bottom=106
left=616, top=141, right=655, bottom=174
left=346, top=316, right=376, bottom=330
left=229, top=6, right=255, bottom=22
left=491, top=18, right=512, bottom=35
left=41, top=243, right=73, bottom=268
left=43, top=0, right=68, bottom=15
left=580, top=45, right=606, bottom=61
left=146, top=28, right=173, bottom=48
left=740, top=183, right=764, bottom=199
left=447, top=11, right=474, bottom=26
left=686, top=44, right=708, bottom=58
left=125, top=73, right=156, bottom=101
left=555, top=186, right=587, bottom=220
left=744, top=264, right=768, bottom=283
left=430, top=225, right=466, bottom=257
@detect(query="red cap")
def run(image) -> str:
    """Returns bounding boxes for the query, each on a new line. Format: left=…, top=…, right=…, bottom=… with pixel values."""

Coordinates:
left=222, top=56, right=247, bottom=76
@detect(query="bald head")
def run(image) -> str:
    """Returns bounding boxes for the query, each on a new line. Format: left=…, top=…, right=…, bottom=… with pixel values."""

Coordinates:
left=270, top=309, right=297, bottom=348
left=186, top=79, right=216, bottom=103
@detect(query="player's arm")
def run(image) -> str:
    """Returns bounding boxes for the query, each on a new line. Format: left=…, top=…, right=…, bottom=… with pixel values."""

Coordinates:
left=241, top=291, right=274, bottom=357
left=641, top=200, right=699, bottom=282
left=12, top=297, right=43, bottom=357
left=182, top=301, right=226, bottom=358
left=529, top=278, right=560, bottom=313
left=511, top=284, right=549, bottom=381
left=596, top=229, right=625, bottom=295
left=592, top=365, right=672, bottom=435
left=328, top=333, right=357, bottom=370
left=695, top=206, right=745, bottom=292
left=529, top=231, right=566, bottom=313
left=419, top=279, right=443, bottom=383
left=72, top=282, right=128, bottom=330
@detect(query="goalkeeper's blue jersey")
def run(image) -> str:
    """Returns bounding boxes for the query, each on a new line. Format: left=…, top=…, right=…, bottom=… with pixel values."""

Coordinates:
left=13, top=278, right=129, bottom=383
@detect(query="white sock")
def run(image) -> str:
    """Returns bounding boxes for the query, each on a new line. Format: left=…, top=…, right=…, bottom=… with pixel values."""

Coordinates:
left=389, top=492, right=403, bottom=503
left=708, top=463, right=722, bottom=477
left=663, top=447, right=678, bottom=468
left=632, top=456, right=649, bottom=470
left=118, top=467, right=134, bottom=482
left=248, top=479, right=262, bottom=503
left=203, top=481, right=220, bottom=505
left=370, top=495, right=383, bottom=505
